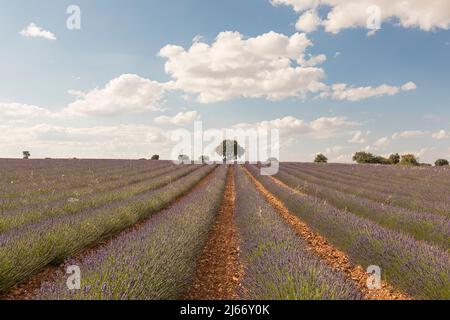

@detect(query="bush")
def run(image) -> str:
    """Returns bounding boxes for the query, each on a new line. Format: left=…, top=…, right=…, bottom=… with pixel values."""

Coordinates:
left=389, top=153, right=400, bottom=165
left=352, top=152, right=375, bottom=164
left=400, top=154, right=420, bottom=166
left=435, top=159, right=449, bottom=167
left=151, top=155, right=160, bottom=160
left=314, top=154, right=328, bottom=163
left=178, top=154, right=190, bottom=163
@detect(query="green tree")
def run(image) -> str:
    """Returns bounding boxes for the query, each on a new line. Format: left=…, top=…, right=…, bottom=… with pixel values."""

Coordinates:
left=400, top=154, right=420, bottom=166
left=178, top=154, right=190, bottom=163
left=435, top=159, right=449, bottom=167
left=151, top=155, right=160, bottom=160
left=352, top=152, right=376, bottom=164
left=314, top=154, right=328, bottom=163
left=22, top=151, right=30, bottom=160
left=215, top=140, right=245, bottom=163
left=389, top=153, right=400, bottom=165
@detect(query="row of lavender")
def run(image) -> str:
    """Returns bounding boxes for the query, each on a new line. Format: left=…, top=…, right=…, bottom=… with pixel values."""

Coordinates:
left=275, top=167, right=449, bottom=248
left=283, top=163, right=450, bottom=216
left=0, top=164, right=199, bottom=233
left=234, top=166, right=362, bottom=299
left=247, top=164, right=450, bottom=299
left=1, top=160, right=174, bottom=209
left=36, top=166, right=228, bottom=299
left=0, top=159, right=150, bottom=190
left=0, top=165, right=216, bottom=292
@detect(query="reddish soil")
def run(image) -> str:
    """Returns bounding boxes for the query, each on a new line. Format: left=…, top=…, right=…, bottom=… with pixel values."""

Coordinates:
left=186, top=166, right=244, bottom=300
left=0, top=166, right=219, bottom=301
left=243, top=167, right=412, bottom=301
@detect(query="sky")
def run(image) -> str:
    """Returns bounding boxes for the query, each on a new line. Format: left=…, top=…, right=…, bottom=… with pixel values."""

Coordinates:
left=0, top=0, right=449, bottom=162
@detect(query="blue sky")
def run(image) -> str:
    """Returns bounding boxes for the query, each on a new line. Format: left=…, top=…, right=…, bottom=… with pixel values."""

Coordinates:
left=0, top=0, right=449, bottom=162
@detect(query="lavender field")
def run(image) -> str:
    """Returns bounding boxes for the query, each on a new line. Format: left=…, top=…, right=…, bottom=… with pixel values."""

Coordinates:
left=0, top=159, right=448, bottom=300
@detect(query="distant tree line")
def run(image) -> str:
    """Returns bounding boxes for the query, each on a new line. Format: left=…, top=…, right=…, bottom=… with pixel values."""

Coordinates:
left=351, top=151, right=448, bottom=167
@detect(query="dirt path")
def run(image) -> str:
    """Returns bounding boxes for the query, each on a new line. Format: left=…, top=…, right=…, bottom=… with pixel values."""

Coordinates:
left=1, top=165, right=219, bottom=301
left=186, top=166, right=243, bottom=300
left=243, top=167, right=412, bottom=300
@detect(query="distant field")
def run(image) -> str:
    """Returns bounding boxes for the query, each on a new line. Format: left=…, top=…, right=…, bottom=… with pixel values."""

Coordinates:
left=0, top=159, right=448, bottom=300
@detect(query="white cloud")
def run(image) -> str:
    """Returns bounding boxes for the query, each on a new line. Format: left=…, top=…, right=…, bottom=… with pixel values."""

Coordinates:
left=392, top=130, right=429, bottom=139
left=63, top=74, right=165, bottom=116
left=19, top=23, right=56, bottom=40
left=373, top=136, right=390, bottom=148
left=271, top=0, right=450, bottom=33
left=349, top=130, right=369, bottom=144
left=321, top=81, right=416, bottom=102
left=0, top=103, right=54, bottom=120
left=0, top=124, right=172, bottom=159
left=234, top=116, right=358, bottom=140
left=401, top=81, right=417, bottom=91
left=159, top=31, right=327, bottom=103
left=432, top=130, right=450, bottom=140
left=295, top=10, right=322, bottom=33
left=155, top=111, right=200, bottom=126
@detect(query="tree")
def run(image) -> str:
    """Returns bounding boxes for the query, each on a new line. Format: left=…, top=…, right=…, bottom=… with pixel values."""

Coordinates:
left=389, top=153, right=400, bottom=165
left=22, top=151, right=30, bottom=160
left=374, top=156, right=391, bottom=165
left=178, top=154, right=190, bottom=163
left=435, top=159, right=449, bottom=167
left=199, top=155, right=210, bottom=163
left=314, top=154, right=328, bottom=163
left=215, top=140, right=245, bottom=163
left=151, top=155, right=160, bottom=160
left=352, top=152, right=376, bottom=164
left=400, top=154, right=420, bottom=166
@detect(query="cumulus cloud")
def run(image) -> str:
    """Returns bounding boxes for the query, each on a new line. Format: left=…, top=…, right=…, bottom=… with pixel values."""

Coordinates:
left=392, top=130, right=429, bottom=139
left=271, top=0, right=450, bottom=33
left=401, top=81, right=417, bottom=91
left=159, top=31, right=327, bottom=103
left=321, top=82, right=416, bottom=102
left=63, top=74, right=165, bottom=116
left=0, top=103, right=54, bottom=120
left=234, top=116, right=358, bottom=140
left=19, top=23, right=56, bottom=40
left=349, top=130, right=369, bottom=144
left=373, top=136, right=390, bottom=148
left=0, top=124, right=172, bottom=159
left=432, top=130, right=450, bottom=140
left=295, top=10, right=322, bottom=32
left=155, top=111, right=200, bottom=126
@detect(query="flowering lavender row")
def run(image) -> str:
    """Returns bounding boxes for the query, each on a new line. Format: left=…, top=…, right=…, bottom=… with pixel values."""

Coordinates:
left=37, top=166, right=228, bottom=300
left=284, top=163, right=450, bottom=209
left=282, top=164, right=450, bottom=217
left=0, top=165, right=217, bottom=292
left=247, top=165, right=450, bottom=299
left=234, top=166, right=362, bottom=300
left=275, top=169, right=450, bottom=248
left=0, top=162, right=175, bottom=214
left=0, top=165, right=201, bottom=234
left=286, top=162, right=450, bottom=189
left=1, top=160, right=173, bottom=208
left=0, top=159, right=151, bottom=192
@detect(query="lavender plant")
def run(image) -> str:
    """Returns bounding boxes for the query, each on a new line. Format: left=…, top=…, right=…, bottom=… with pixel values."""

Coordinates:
left=235, top=166, right=362, bottom=300
left=36, top=166, right=227, bottom=300
left=247, top=164, right=450, bottom=300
